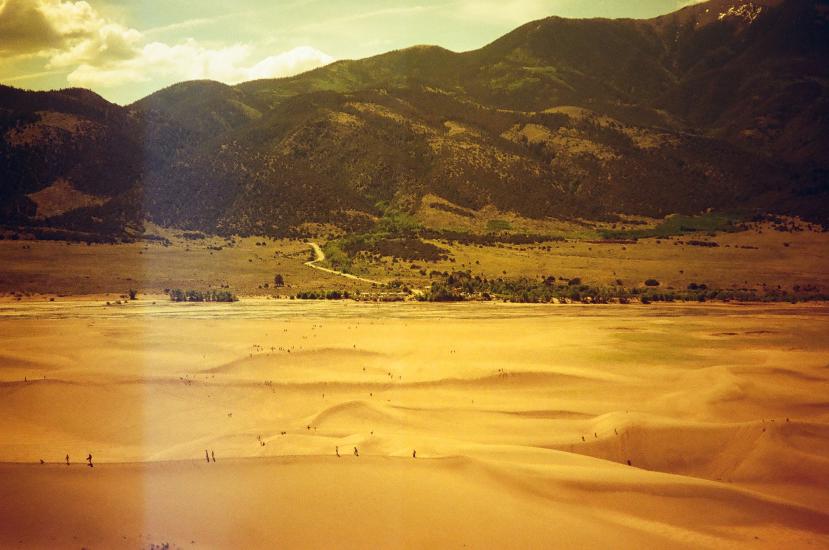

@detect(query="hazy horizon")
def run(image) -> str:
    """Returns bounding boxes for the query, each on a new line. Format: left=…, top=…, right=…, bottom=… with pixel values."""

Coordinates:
left=0, top=0, right=705, bottom=104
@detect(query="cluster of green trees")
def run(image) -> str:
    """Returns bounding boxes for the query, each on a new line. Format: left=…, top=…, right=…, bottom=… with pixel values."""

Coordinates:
left=419, top=272, right=626, bottom=303
left=486, top=219, right=512, bottom=232
left=600, top=213, right=742, bottom=240
left=295, top=290, right=351, bottom=300
left=322, top=208, right=449, bottom=272
left=321, top=241, right=354, bottom=272
left=168, top=289, right=238, bottom=302
left=418, top=271, right=829, bottom=304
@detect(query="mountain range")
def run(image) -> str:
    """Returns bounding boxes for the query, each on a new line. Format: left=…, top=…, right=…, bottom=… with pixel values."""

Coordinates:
left=1, top=0, right=827, bottom=240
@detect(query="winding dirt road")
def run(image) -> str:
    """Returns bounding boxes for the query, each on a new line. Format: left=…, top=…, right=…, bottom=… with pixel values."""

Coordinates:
left=304, top=243, right=383, bottom=286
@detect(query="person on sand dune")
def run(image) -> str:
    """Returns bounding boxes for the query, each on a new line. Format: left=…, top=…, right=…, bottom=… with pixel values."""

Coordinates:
left=211, top=450, right=216, bottom=463
left=86, top=454, right=93, bottom=468
left=353, top=447, right=359, bottom=457
left=205, top=450, right=210, bottom=463
left=336, top=446, right=340, bottom=457
left=65, top=454, right=69, bottom=466
left=413, top=450, right=416, bottom=458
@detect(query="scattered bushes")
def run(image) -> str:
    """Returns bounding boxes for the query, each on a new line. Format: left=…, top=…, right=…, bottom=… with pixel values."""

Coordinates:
left=323, top=205, right=560, bottom=270
left=330, top=234, right=449, bottom=265
left=423, top=282, right=464, bottom=302
left=429, top=202, right=474, bottom=218
left=169, top=289, right=237, bottom=302
left=419, top=271, right=623, bottom=304
left=142, top=234, right=172, bottom=246
left=486, top=219, right=512, bottom=233
left=180, top=231, right=207, bottom=240
left=684, top=240, right=719, bottom=247
left=420, top=229, right=563, bottom=245
left=321, top=241, right=354, bottom=272
left=415, top=271, right=827, bottom=304
left=373, top=238, right=448, bottom=261
left=295, top=290, right=351, bottom=300
left=600, top=212, right=743, bottom=240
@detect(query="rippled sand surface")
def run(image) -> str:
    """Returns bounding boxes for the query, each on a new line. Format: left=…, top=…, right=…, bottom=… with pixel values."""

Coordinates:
left=1, top=301, right=827, bottom=548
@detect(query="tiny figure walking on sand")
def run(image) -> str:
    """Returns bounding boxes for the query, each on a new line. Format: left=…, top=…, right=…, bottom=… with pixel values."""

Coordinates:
left=65, top=454, right=70, bottom=466
left=205, top=449, right=210, bottom=463
left=413, top=450, right=416, bottom=458
left=336, top=446, right=340, bottom=457
left=211, top=450, right=216, bottom=463
left=86, top=453, right=93, bottom=468
left=353, top=446, right=359, bottom=457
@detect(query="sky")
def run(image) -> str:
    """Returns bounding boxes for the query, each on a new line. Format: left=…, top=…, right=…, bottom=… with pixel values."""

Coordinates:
left=0, top=0, right=705, bottom=105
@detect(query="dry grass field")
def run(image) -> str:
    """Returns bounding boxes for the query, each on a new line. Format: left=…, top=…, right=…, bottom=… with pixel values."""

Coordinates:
left=433, top=225, right=829, bottom=290
left=0, top=231, right=375, bottom=297
left=1, top=219, right=827, bottom=300
left=338, top=220, right=829, bottom=296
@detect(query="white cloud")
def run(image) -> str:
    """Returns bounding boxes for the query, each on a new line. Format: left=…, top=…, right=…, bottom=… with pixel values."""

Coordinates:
left=65, top=42, right=334, bottom=88
left=37, top=0, right=104, bottom=36
left=244, top=46, right=334, bottom=81
left=1, top=0, right=334, bottom=91
left=47, top=22, right=142, bottom=68
left=0, top=0, right=63, bottom=54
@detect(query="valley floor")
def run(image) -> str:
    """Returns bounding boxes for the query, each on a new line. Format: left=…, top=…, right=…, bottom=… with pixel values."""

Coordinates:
left=0, top=301, right=828, bottom=548
left=2, top=220, right=828, bottom=299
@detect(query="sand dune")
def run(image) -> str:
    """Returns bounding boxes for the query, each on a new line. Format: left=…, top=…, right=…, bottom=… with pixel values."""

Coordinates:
left=1, top=455, right=827, bottom=549
left=0, top=301, right=827, bottom=548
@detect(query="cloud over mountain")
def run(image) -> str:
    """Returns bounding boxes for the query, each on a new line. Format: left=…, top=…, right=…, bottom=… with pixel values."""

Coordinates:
left=0, top=0, right=334, bottom=90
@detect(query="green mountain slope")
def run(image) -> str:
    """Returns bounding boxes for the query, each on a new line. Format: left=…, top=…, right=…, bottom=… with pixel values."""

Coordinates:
left=1, top=0, right=826, bottom=239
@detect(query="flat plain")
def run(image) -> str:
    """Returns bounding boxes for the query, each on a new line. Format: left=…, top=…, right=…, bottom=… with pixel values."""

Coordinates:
left=1, top=219, right=828, bottom=298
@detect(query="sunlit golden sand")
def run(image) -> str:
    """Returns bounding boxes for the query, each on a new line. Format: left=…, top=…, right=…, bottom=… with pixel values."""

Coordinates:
left=1, top=301, right=827, bottom=548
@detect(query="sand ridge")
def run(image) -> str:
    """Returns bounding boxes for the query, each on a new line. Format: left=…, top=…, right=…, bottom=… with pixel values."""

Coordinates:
left=0, top=302, right=827, bottom=548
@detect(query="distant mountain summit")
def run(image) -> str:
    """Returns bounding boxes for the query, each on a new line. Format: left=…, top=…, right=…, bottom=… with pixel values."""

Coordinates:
left=1, top=0, right=827, bottom=240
